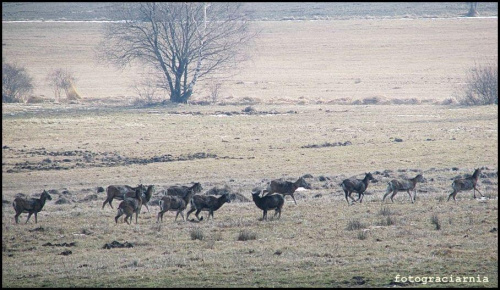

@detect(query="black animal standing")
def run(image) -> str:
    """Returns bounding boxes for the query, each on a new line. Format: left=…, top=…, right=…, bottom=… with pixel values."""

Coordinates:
left=251, top=189, right=285, bottom=221
left=13, top=190, right=52, bottom=224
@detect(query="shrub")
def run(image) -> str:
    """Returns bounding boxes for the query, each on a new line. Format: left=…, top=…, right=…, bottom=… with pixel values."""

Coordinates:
left=346, top=219, right=366, bottom=231
left=431, top=214, right=441, bottom=230
left=357, top=230, right=368, bottom=240
left=455, top=61, right=498, bottom=106
left=378, top=206, right=393, bottom=216
left=209, top=81, right=222, bottom=104
left=237, top=230, right=257, bottom=241
left=132, top=75, right=165, bottom=105
left=2, top=60, right=34, bottom=103
left=377, top=216, right=396, bottom=226
left=190, top=228, right=204, bottom=240
left=46, top=68, right=77, bottom=102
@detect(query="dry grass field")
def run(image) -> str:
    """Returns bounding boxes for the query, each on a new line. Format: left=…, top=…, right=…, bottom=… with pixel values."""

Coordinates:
left=2, top=5, right=498, bottom=288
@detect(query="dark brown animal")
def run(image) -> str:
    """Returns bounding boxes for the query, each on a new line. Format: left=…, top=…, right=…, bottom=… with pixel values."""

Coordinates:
left=102, top=184, right=155, bottom=212
left=186, top=193, right=231, bottom=221
left=166, top=182, right=203, bottom=198
left=448, top=168, right=483, bottom=202
left=263, top=177, right=310, bottom=205
left=138, top=185, right=155, bottom=212
left=115, top=185, right=144, bottom=225
left=383, top=174, right=425, bottom=203
left=252, top=190, right=285, bottom=221
left=13, top=190, right=52, bottom=224
left=340, top=172, right=374, bottom=205
left=102, top=185, right=137, bottom=209
left=157, top=188, right=197, bottom=222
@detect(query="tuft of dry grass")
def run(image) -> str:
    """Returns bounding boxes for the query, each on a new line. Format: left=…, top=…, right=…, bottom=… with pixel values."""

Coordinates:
left=190, top=228, right=205, bottom=240
left=431, top=214, right=441, bottom=230
left=346, top=219, right=366, bottom=231
left=237, top=229, right=257, bottom=241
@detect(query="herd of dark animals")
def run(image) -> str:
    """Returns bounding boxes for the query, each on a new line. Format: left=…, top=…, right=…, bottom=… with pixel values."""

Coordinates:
left=11, top=168, right=488, bottom=224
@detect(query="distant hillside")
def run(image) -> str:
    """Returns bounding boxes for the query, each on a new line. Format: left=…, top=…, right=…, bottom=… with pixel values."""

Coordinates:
left=2, top=2, right=498, bottom=21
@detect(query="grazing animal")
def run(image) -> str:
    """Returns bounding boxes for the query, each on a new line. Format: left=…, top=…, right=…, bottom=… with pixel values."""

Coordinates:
left=166, top=182, right=203, bottom=198
left=186, top=193, right=231, bottom=221
left=340, top=172, right=375, bottom=205
left=251, top=189, right=285, bottom=221
left=448, top=168, right=483, bottom=202
left=263, top=176, right=310, bottom=205
left=115, top=185, right=144, bottom=225
left=383, top=174, right=425, bottom=203
left=157, top=188, right=196, bottom=222
left=13, top=190, right=52, bottom=224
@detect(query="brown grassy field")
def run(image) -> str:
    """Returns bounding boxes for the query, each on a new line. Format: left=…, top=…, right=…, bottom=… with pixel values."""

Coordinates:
left=2, top=16, right=498, bottom=288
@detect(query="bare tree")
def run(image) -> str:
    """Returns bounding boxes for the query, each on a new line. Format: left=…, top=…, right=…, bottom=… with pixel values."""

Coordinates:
left=132, top=74, right=166, bottom=105
left=97, top=2, right=256, bottom=104
left=455, top=61, right=498, bottom=106
left=466, top=2, right=478, bottom=17
left=208, top=79, right=222, bottom=104
left=46, top=68, right=78, bottom=102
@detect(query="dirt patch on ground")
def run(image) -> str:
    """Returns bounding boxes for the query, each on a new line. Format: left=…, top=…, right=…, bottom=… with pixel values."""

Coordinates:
left=3, top=146, right=223, bottom=173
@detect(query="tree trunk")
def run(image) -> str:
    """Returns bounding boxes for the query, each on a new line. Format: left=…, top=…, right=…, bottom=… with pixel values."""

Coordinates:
left=467, top=2, right=478, bottom=17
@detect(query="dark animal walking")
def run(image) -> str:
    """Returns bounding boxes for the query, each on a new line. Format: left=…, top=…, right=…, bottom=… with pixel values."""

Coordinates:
left=115, top=185, right=144, bottom=225
left=264, top=176, right=310, bottom=205
left=186, top=193, right=231, bottom=221
left=383, top=174, right=425, bottom=203
left=252, top=189, right=285, bottom=221
left=448, top=168, right=483, bottom=202
left=13, top=190, right=52, bottom=224
left=166, top=182, right=203, bottom=198
left=340, top=172, right=374, bottom=205
left=103, top=184, right=155, bottom=212
left=157, top=188, right=197, bottom=222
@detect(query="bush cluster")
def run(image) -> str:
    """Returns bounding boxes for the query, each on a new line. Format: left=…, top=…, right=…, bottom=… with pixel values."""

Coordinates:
left=456, top=62, right=498, bottom=106
left=2, top=61, right=33, bottom=103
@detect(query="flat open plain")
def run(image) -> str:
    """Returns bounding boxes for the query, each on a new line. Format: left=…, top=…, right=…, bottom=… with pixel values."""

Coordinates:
left=2, top=12, right=498, bottom=288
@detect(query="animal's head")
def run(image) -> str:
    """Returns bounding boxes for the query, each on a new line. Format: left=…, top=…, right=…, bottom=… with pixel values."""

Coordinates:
left=42, top=190, right=52, bottom=200
left=193, top=182, right=203, bottom=193
left=136, top=184, right=146, bottom=198
left=297, top=177, right=312, bottom=189
left=415, top=174, right=425, bottom=182
left=366, top=172, right=375, bottom=181
left=221, top=193, right=231, bottom=204
left=251, top=189, right=261, bottom=198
